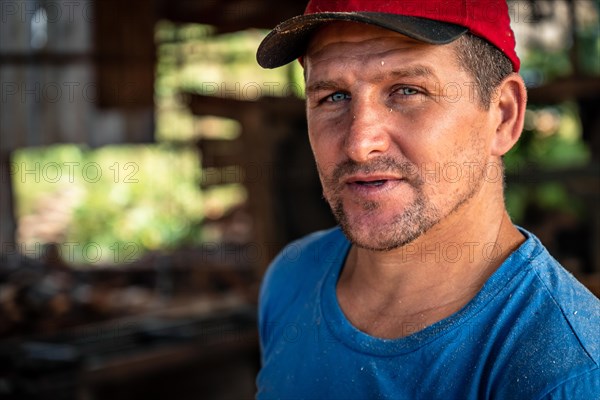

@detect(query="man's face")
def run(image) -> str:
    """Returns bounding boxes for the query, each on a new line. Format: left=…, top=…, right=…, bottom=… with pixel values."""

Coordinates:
left=304, top=22, right=499, bottom=251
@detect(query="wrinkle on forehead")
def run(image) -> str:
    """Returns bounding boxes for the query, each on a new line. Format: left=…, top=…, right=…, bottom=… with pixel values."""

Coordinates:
left=306, top=21, right=427, bottom=58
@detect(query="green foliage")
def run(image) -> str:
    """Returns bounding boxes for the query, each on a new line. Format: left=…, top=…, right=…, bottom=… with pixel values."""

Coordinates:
left=13, top=144, right=204, bottom=265
left=520, top=49, right=572, bottom=86
left=155, top=23, right=302, bottom=142
left=505, top=103, right=589, bottom=170
left=503, top=0, right=599, bottom=224
left=504, top=102, right=591, bottom=223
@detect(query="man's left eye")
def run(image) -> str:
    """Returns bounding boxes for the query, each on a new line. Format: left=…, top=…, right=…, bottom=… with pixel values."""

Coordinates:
left=398, top=87, right=419, bottom=96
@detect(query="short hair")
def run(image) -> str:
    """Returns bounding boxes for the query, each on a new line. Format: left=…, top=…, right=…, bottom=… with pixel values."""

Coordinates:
left=454, top=33, right=514, bottom=109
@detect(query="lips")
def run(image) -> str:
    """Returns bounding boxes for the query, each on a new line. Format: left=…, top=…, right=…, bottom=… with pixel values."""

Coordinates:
left=346, top=175, right=402, bottom=184
left=344, top=175, right=404, bottom=193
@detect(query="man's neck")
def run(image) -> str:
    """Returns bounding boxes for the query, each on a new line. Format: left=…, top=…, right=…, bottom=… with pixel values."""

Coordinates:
left=336, top=191, right=525, bottom=339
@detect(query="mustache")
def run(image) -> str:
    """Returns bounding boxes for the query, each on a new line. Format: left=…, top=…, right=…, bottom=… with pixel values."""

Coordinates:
left=325, top=157, right=423, bottom=188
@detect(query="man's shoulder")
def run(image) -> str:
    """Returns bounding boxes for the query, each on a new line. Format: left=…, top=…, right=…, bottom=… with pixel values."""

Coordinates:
left=266, top=227, right=346, bottom=277
left=277, top=226, right=346, bottom=260
left=490, top=230, right=600, bottom=396
left=259, top=227, right=347, bottom=308
left=523, top=233, right=600, bottom=362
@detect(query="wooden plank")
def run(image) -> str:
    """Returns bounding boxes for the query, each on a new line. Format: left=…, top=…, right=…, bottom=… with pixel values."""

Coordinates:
left=94, top=0, right=156, bottom=108
left=197, top=138, right=245, bottom=168
left=0, top=151, right=17, bottom=253
left=185, top=93, right=304, bottom=120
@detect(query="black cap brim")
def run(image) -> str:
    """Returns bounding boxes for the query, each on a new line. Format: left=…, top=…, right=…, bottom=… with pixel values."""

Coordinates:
left=257, top=12, right=468, bottom=69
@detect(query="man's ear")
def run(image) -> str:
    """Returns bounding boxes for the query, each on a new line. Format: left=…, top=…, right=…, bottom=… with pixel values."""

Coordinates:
left=490, top=73, right=528, bottom=157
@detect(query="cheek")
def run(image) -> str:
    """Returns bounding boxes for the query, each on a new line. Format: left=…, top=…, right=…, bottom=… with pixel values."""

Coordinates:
left=402, top=110, right=474, bottom=157
left=308, top=121, right=346, bottom=168
left=309, top=140, right=337, bottom=181
left=399, top=120, right=483, bottom=189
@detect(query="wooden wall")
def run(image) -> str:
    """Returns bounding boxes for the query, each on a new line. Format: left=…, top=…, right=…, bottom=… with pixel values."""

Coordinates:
left=0, top=0, right=156, bottom=250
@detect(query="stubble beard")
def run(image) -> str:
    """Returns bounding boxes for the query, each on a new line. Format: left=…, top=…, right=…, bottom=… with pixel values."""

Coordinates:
left=321, top=157, right=485, bottom=252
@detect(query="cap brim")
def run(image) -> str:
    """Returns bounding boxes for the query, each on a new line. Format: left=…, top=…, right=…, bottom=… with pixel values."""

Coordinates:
left=257, top=12, right=468, bottom=69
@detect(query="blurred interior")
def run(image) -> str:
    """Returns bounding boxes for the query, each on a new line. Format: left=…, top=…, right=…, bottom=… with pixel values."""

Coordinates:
left=0, top=0, right=599, bottom=399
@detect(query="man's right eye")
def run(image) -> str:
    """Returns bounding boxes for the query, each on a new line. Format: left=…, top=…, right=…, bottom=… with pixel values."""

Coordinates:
left=325, top=92, right=351, bottom=103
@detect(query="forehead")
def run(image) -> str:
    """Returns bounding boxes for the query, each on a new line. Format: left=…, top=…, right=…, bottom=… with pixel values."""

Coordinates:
left=307, top=21, right=423, bottom=54
left=304, top=21, right=459, bottom=75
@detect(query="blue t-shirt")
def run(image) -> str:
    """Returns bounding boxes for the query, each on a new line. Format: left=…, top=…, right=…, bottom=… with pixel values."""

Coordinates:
left=256, top=227, right=600, bottom=399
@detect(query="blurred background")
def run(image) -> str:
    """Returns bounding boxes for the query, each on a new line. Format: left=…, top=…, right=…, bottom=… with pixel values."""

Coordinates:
left=0, top=0, right=598, bottom=398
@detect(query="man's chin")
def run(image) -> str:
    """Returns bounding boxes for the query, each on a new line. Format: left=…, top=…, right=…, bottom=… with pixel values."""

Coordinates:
left=333, top=202, right=436, bottom=251
left=334, top=215, right=423, bottom=251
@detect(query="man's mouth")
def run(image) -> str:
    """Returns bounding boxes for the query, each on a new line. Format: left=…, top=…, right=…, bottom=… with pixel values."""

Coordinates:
left=354, top=179, right=388, bottom=187
left=344, top=176, right=405, bottom=193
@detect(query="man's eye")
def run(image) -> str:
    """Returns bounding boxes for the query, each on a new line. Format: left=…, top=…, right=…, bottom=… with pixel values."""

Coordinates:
left=398, top=87, right=419, bottom=96
left=326, top=92, right=351, bottom=102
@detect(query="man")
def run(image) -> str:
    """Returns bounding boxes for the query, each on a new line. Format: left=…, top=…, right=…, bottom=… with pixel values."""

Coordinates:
left=255, top=0, right=600, bottom=398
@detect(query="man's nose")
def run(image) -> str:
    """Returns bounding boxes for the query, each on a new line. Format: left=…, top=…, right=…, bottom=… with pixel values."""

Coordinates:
left=343, top=100, right=391, bottom=163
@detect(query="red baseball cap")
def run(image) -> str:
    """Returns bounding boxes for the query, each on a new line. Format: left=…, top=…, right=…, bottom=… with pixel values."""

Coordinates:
left=256, top=0, right=520, bottom=72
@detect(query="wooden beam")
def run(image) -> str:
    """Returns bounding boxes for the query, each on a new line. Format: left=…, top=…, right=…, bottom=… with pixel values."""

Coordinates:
left=158, top=0, right=306, bottom=32
left=527, top=76, right=600, bottom=104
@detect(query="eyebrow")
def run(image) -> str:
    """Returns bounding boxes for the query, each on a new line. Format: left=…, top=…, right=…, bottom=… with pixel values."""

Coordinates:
left=305, top=64, right=436, bottom=95
left=306, top=80, right=340, bottom=94
left=385, top=65, right=435, bottom=80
